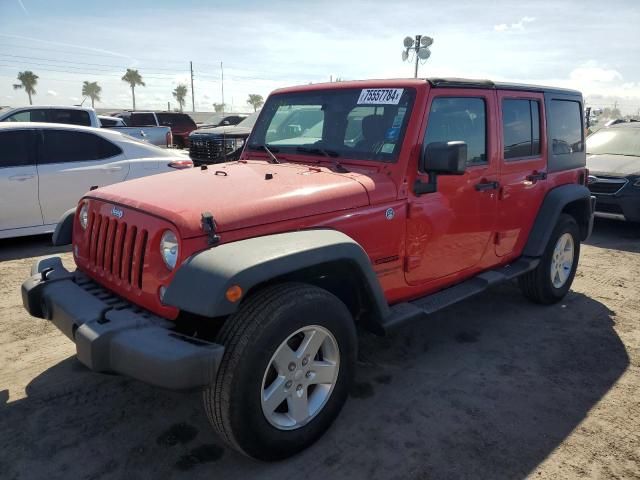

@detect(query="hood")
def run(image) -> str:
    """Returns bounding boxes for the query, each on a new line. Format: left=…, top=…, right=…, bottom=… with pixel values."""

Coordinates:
left=191, top=125, right=252, bottom=137
left=87, top=160, right=393, bottom=238
left=587, top=154, right=640, bottom=177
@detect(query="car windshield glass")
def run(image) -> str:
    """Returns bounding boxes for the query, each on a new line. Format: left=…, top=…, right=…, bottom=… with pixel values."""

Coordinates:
left=248, top=87, right=415, bottom=163
left=236, top=112, right=259, bottom=129
left=202, top=114, right=224, bottom=125
left=587, top=128, right=640, bottom=157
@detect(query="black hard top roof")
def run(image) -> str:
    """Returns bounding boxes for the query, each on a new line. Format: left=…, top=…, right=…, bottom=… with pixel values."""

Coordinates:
left=427, top=78, right=581, bottom=96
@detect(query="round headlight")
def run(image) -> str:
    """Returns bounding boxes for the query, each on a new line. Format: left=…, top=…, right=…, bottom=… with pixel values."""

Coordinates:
left=160, top=230, right=179, bottom=270
left=79, top=202, right=89, bottom=230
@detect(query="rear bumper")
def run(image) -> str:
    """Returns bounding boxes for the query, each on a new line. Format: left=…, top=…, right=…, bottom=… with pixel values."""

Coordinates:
left=21, top=257, right=224, bottom=390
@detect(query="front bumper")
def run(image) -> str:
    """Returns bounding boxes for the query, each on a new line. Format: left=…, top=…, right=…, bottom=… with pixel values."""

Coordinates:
left=592, top=191, right=640, bottom=222
left=22, top=257, right=224, bottom=390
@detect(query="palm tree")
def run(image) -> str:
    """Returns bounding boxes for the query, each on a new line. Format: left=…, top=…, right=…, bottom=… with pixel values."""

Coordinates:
left=13, top=71, right=38, bottom=105
left=172, top=84, right=188, bottom=112
left=82, top=81, right=102, bottom=108
left=121, top=69, right=145, bottom=110
left=247, top=94, right=264, bottom=112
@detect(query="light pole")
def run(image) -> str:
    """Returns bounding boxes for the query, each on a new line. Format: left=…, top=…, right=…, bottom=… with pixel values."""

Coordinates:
left=402, top=35, right=433, bottom=78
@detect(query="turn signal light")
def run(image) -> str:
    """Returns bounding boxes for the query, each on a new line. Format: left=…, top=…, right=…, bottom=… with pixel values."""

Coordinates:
left=168, top=159, right=193, bottom=169
left=225, top=285, right=243, bottom=303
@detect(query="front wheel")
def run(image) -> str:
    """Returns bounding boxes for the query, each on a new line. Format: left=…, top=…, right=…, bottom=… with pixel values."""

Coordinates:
left=204, top=283, right=357, bottom=460
left=519, top=213, right=580, bottom=304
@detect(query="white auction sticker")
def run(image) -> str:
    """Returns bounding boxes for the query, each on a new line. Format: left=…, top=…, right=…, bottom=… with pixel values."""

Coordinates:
left=357, top=88, right=404, bottom=105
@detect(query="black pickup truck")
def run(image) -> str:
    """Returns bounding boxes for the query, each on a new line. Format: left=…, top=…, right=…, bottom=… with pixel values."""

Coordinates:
left=188, top=113, right=257, bottom=165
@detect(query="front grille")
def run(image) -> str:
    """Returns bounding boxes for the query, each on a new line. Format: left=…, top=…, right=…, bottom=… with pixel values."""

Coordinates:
left=588, top=177, right=628, bottom=195
left=189, top=137, right=242, bottom=164
left=595, top=203, right=624, bottom=215
left=87, top=212, right=148, bottom=290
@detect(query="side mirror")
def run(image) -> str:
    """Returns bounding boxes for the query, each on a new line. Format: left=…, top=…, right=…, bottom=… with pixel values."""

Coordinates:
left=420, top=141, right=467, bottom=175
left=221, top=120, right=230, bottom=126
left=415, top=141, right=468, bottom=196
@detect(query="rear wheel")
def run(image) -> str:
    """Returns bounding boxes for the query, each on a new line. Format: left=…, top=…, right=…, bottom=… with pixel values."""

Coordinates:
left=519, top=214, right=580, bottom=304
left=204, top=283, right=356, bottom=460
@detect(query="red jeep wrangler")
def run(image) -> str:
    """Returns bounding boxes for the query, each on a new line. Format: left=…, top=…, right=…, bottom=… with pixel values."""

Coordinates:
left=22, top=78, right=595, bottom=460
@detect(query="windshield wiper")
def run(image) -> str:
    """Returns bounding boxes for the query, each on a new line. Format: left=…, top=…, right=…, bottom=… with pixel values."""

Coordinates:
left=296, top=146, right=349, bottom=172
left=253, top=144, right=281, bottom=163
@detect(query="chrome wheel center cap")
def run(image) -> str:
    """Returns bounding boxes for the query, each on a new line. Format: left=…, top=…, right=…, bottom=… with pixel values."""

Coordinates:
left=293, top=369, right=304, bottom=381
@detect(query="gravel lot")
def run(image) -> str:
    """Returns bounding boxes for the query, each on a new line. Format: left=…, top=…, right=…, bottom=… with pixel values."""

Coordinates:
left=1, top=218, right=639, bottom=480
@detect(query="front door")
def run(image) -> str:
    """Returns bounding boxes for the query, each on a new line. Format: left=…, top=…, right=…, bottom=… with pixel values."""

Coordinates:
left=405, top=90, right=499, bottom=285
left=0, top=129, right=42, bottom=233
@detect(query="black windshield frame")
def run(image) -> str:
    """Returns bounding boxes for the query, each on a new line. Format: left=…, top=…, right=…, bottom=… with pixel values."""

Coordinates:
left=247, top=87, right=416, bottom=163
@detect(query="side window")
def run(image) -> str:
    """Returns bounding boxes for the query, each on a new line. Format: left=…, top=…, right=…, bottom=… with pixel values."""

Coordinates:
left=424, top=97, right=487, bottom=165
left=549, top=100, right=583, bottom=154
left=49, top=109, right=91, bottom=126
left=41, top=130, right=123, bottom=164
left=130, top=113, right=157, bottom=126
left=0, top=130, right=33, bottom=167
left=502, top=99, right=541, bottom=159
left=5, top=109, right=47, bottom=122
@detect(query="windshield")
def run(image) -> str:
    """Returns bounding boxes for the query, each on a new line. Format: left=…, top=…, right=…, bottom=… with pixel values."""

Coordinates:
left=202, top=114, right=224, bottom=125
left=587, top=128, right=640, bottom=157
left=237, top=111, right=259, bottom=129
left=248, top=87, right=415, bottom=162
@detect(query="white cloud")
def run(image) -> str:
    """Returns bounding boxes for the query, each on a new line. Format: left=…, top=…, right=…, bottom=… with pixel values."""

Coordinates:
left=569, top=61, right=622, bottom=83
left=69, top=96, right=79, bottom=101
left=47, top=90, right=58, bottom=97
left=494, top=16, right=536, bottom=32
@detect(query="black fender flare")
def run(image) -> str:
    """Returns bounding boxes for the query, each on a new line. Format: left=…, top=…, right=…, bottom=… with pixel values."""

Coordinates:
left=523, top=184, right=595, bottom=258
left=52, top=208, right=76, bottom=246
left=163, top=229, right=390, bottom=321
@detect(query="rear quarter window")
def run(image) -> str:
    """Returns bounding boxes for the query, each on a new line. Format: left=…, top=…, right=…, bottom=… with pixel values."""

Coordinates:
left=49, top=109, right=92, bottom=126
left=546, top=96, right=586, bottom=172
left=40, top=130, right=123, bottom=164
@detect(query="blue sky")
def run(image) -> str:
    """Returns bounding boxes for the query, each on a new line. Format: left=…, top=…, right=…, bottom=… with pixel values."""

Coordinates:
left=1, top=0, right=639, bottom=113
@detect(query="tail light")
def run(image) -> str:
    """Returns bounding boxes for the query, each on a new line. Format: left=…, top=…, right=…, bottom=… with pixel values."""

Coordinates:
left=166, top=131, right=173, bottom=147
left=168, top=159, right=193, bottom=169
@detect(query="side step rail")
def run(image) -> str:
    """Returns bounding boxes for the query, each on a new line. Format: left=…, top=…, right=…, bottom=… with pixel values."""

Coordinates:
left=380, top=257, right=539, bottom=332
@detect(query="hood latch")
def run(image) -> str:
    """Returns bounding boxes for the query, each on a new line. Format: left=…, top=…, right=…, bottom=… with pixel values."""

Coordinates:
left=201, top=211, right=220, bottom=246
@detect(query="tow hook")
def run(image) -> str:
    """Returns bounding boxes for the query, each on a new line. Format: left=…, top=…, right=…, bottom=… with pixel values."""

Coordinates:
left=201, top=211, right=221, bottom=246
left=40, top=267, right=54, bottom=282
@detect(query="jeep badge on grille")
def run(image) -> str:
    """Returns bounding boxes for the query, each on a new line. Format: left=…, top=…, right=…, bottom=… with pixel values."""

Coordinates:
left=111, top=206, right=124, bottom=219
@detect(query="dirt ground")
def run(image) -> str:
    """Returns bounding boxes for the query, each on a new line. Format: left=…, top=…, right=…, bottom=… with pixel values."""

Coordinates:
left=0, top=218, right=638, bottom=480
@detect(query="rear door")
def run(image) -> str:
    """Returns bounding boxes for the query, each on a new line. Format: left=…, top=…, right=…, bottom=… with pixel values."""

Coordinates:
left=0, top=129, right=43, bottom=231
left=495, top=91, right=547, bottom=257
left=37, top=129, right=129, bottom=224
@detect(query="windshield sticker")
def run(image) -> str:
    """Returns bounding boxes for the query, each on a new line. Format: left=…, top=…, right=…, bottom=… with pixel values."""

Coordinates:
left=381, top=143, right=395, bottom=154
left=385, top=127, right=400, bottom=141
left=357, top=88, right=404, bottom=105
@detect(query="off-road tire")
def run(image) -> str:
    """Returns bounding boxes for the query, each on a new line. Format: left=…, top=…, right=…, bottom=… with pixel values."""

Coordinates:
left=519, top=213, right=580, bottom=304
left=203, top=282, right=357, bottom=461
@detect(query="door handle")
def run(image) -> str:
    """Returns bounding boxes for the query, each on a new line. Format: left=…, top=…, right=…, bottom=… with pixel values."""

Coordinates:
left=527, top=171, right=547, bottom=182
left=102, top=166, right=123, bottom=172
left=475, top=180, right=500, bottom=192
left=8, top=174, right=35, bottom=181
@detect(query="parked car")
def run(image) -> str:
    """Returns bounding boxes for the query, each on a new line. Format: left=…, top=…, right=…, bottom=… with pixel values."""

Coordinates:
left=586, top=121, right=640, bottom=222
left=109, top=110, right=175, bottom=147
left=23, top=78, right=594, bottom=460
left=98, top=115, right=126, bottom=127
left=188, top=112, right=258, bottom=165
left=197, top=113, right=248, bottom=129
left=0, top=122, right=192, bottom=239
left=0, top=106, right=173, bottom=148
left=155, top=112, right=197, bottom=149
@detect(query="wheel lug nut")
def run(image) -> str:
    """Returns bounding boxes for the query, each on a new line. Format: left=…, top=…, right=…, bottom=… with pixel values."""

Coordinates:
left=285, top=380, right=293, bottom=389
left=302, top=356, right=309, bottom=366
left=305, top=371, right=312, bottom=378
left=288, top=362, right=296, bottom=371
left=296, top=384, right=303, bottom=392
